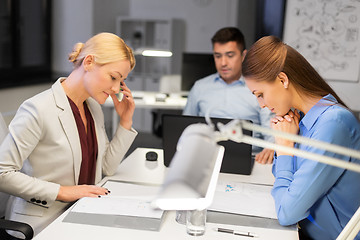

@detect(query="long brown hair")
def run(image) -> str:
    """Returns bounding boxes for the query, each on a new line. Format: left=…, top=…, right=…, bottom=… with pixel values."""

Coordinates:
left=242, top=36, right=347, bottom=107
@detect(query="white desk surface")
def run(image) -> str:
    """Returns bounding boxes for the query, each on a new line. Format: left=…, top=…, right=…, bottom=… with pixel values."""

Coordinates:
left=34, top=148, right=298, bottom=240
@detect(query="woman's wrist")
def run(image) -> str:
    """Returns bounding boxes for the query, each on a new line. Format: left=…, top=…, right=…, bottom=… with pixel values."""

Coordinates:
left=276, top=151, right=294, bottom=157
left=274, top=141, right=295, bottom=156
left=56, top=186, right=65, bottom=201
left=120, top=119, right=132, bottom=130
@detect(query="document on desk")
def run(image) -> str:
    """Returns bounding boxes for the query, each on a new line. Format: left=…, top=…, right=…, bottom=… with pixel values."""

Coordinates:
left=70, top=197, right=163, bottom=218
left=102, top=179, right=160, bottom=198
left=209, top=181, right=277, bottom=219
left=63, top=180, right=165, bottom=231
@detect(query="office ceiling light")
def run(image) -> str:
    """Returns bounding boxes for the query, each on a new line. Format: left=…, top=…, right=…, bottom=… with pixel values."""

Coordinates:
left=134, top=48, right=173, bottom=57
left=142, top=49, right=172, bottom=57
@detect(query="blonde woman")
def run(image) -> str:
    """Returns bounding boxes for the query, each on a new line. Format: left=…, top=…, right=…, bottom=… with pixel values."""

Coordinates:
left=0, top=32, right=137, bottom=236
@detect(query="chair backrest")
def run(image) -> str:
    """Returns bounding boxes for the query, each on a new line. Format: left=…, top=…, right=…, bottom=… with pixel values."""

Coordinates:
left=0, top=113, right=10, bottom=217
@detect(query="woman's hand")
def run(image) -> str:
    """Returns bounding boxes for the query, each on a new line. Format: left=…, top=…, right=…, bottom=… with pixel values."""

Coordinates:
left=56, top=185, right=110, bottom=202
left=255, top=148, right=275, bottom=164
left=110, top=81, right=135, bottom=130
left=271, top=109, right=300, bottom=156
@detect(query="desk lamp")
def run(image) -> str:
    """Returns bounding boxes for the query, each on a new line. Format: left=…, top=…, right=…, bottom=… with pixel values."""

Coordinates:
left=153, top=119, right=360, bottom=240
left=153, top=123, right=225, bottom=211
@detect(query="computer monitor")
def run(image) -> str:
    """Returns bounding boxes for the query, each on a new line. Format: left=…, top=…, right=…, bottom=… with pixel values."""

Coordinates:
left=162, top=114, right=254, bottom=175
left=181, top=53, right=216, bottom=91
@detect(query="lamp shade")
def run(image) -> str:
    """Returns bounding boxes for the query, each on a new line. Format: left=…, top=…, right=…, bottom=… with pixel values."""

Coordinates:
left=153, top=124, right=224, bottom=210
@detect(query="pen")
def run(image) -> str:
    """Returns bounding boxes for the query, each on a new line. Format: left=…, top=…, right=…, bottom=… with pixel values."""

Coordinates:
left=216, top=227, right=259, bottom=238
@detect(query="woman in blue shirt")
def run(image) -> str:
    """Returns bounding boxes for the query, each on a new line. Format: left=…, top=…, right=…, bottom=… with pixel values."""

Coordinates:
left=242, top=36, right=360, bottom=240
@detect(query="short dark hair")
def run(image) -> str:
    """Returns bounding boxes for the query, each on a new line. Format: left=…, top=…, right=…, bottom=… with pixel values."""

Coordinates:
left=211, top=27, right=246, bottom=51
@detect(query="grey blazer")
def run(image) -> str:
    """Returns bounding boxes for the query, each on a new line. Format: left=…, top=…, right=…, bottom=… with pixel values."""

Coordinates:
left=0, top=78, right=137, bottom=235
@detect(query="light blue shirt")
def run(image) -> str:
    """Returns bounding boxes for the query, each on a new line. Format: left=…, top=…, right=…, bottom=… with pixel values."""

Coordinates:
left=272, top=94, right=360, bottom=240
left=183, top=73, right=273, bottom=144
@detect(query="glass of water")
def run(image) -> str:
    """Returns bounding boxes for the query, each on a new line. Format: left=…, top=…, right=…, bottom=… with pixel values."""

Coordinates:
left=186, top=209, right=207, bottom=236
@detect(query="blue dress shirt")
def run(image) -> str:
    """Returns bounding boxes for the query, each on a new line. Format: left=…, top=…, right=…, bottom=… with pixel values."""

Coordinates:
left=183, top=73, right=273, bottom=144
left=271, top=94, right=360, bottom=240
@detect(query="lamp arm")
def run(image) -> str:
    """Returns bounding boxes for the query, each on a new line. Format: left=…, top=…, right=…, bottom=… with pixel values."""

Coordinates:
left=336, top=206, right=360, bottom=240
left=216, top=120, right=360, bottom=173
left=241, top=120, right=360, bottom=160
left=241, top=135, right=360, bottom=173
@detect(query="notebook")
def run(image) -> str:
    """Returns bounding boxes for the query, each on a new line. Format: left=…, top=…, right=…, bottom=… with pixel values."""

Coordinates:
left=162, top=115, right=254, bottom=175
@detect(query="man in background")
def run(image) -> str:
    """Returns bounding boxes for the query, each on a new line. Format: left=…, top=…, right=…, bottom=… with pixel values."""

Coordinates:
left=183, top=27, right=274, bottom=164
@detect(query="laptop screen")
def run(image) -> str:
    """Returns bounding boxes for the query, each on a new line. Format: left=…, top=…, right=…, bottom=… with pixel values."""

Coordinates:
left=162, top=115, right=254, bottom=175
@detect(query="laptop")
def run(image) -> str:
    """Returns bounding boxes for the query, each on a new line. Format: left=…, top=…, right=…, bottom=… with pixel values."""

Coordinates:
left=162, top=115, right=254, bottom=175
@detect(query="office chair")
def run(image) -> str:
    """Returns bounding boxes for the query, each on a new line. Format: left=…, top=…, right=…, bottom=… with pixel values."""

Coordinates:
left=0, top=113, right=34, bottom=239
left=0, top=219, right=34, bottom=240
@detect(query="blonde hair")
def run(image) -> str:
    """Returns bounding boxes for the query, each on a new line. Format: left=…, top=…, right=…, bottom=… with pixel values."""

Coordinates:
left=68, top=32, right=135, bottom=70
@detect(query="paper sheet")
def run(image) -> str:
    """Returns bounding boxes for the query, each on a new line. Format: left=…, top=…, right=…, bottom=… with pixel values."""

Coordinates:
left=209, top=181, right=277, bottom=219
left=71, top=197, right=163, bottom=219
left=70, top=180, right=163, bottom=219
left=102, top=180, right=160, bottom=199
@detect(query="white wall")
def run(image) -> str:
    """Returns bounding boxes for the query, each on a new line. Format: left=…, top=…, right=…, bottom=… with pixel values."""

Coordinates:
left=93, top=0, right=130, bottom=34
left=129, top=0, right=239, bottom=53
left=328, top=81, right=360, bottom=111
left=51, top=0, right=94, bottom=75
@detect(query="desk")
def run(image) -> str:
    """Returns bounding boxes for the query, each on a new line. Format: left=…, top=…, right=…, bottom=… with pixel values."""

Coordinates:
left=34, top=148, right=298, bottom=240
left=104, top=91, right=188, bottom=134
